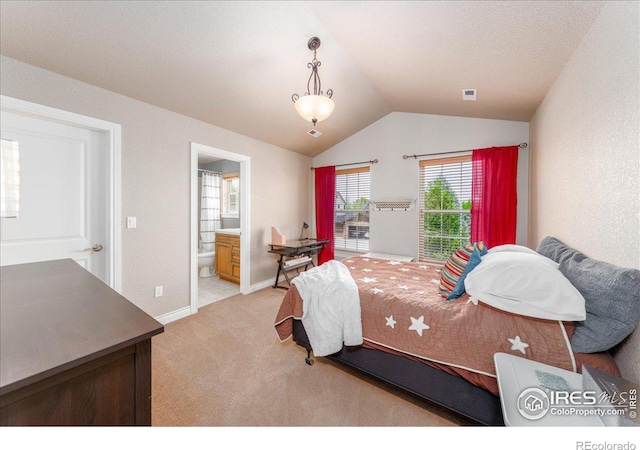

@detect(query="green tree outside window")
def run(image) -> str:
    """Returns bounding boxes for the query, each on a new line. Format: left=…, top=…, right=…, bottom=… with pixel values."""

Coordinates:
left=423, top=178, right=471, bottom=260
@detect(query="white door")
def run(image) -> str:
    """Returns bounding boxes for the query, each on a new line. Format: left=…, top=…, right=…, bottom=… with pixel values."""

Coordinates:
left=1, top=111, right=109, bottom=283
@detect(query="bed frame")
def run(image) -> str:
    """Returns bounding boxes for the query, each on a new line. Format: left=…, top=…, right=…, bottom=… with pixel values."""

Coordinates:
left=292, top=319, right=505, bottom=426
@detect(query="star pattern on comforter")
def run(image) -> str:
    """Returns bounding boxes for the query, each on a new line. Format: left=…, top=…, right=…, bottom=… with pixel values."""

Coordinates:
left=338, top=256, right=575, bottom=378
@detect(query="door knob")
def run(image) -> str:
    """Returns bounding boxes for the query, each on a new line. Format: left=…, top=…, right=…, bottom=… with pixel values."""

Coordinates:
left=83, top=244, right=103, bottom=252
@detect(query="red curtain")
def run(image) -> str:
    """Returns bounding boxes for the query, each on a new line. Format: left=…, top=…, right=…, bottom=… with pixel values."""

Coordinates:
left=471, top=146, right=519, bottom=249
left=314, top=166, right=335, bottom=264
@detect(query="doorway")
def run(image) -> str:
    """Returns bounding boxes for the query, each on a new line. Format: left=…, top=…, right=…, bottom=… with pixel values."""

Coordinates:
left=190, top=142, right=250, bottom=315
left=0, top=95, right=121, bottom=290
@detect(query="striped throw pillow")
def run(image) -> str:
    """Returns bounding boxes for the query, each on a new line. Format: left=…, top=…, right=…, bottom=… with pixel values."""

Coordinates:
left=439, top=242, right=487, bottom=298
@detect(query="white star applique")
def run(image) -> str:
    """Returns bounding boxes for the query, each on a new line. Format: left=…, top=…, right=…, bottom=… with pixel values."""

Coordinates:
left=430, top=279, right=440, bottom=284
left=419, top=266, right=428, bottom=270
left=399, top=267, right=410, bottom=272
left=397, top=285, right=409, bottom=290
left=372, top=287, right=384, bottom=295
left=412, top=277, right=421, bottom=281
left=435, top=269, right=441, bottom=273
left=362, top=258, right=370, bottom=262
left=361, top=277, right=378, bottom=283
left=362, top=268, right=373, bottom=272
left=350, top=266, right=356, bottom=269
left=373, top=261, right=379, bottom=264
left=344, top=260, right=354, bottom=264
left=388, top=261, right=402, bottom=266
left=417, top=291, right=425, bottom=295
left=467, top=296, right=479, bottom=306
left=385, top=315, right=397, bottom=328
left=389, top=276, right=397, bottom=280
left=409, top=316, right=430, bottom=336
left=508, top=336, right=529, bottom=355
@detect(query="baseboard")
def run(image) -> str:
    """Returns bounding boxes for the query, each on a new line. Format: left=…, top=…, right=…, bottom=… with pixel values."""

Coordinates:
left=157, top=276, right=286, bottom=325
left=155, top=306, right=192, bottom=325
left=249, top=275, right=286, bottom=293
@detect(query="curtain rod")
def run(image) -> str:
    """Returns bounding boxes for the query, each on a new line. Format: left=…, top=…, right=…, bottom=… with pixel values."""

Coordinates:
left=311, top=159, right=378, bottom=171
left=198, top=169, right=222, bottom=175
left=402, top=142, right=528, bottom=160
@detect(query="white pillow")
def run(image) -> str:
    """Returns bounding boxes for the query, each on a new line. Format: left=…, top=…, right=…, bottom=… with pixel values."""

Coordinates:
left=464, top=252, right=586, bottom=321
left=483, top=247, right=560, bottom=269
left=487, top=244, right=540, bottom=256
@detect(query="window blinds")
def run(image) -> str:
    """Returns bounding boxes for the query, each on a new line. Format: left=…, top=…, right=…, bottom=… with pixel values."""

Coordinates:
left=335, top=167, right=370, bottom=253
left=419, top=156, right=472, bottom=261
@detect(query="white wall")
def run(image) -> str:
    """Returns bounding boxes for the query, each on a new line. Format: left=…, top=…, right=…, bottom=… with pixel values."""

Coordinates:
left=0, top=55, right=311, bottom=319
left=529, top=2, right=640, bottom=382
left=313, top=112, right=529, bottom=260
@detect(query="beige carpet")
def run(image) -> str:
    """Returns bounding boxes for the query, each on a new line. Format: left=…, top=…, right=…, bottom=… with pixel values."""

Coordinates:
left=151, top=286, right=475, bottom=427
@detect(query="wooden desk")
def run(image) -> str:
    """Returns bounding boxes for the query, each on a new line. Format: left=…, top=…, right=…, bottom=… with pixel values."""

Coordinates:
left=0, top=259, right=164, bottom=426
left=268, top=238, right=330, bottom=289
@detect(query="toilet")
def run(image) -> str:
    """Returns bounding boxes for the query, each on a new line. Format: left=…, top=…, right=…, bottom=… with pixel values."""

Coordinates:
left=198, top=249, right=216, bottom=278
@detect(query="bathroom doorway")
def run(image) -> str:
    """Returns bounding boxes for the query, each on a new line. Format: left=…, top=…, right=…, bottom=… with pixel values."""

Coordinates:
left=190, top=142, right=250, bottom=314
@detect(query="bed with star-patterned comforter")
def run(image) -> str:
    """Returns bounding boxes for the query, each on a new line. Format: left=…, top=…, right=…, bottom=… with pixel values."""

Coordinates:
left=274, top=255, right=620, bottom=396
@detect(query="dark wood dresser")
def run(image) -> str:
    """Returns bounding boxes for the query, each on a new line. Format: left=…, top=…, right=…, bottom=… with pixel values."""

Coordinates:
left=0, top=259, right=164, bottom=426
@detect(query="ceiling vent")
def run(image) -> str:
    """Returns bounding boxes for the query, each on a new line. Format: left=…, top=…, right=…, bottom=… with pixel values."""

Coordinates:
left=463, top=89, right=477, bottom=101
left=307, top=129, right=322, bottom=138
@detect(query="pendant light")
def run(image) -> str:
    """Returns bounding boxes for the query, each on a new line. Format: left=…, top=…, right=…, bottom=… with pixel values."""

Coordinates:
left=291, top=37, right=335, bottom=127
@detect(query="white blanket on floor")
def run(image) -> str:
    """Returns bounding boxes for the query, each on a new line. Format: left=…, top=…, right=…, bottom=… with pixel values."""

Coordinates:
left=292, top=260, right=362, bottom=357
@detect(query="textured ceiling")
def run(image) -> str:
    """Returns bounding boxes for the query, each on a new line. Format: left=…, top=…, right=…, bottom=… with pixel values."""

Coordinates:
left=0, top=1, right=605, bottom=157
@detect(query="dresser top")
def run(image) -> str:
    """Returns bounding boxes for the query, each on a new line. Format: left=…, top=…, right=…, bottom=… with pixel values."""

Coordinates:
left=0, top=259, right=164, bottom=395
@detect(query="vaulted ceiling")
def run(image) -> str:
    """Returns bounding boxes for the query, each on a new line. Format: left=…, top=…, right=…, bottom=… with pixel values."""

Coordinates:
left=0, top=1, right=605, bottom=157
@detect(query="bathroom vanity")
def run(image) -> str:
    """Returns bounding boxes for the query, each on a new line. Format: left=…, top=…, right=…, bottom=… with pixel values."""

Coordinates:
left=216, top=229, right=240, bottom=284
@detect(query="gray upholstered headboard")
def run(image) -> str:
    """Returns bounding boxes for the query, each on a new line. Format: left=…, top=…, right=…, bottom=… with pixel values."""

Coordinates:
left=536, top=236, right=640, bottom=384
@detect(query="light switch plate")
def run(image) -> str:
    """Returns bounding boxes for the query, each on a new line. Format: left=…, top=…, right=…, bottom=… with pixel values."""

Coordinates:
left=127, top=217, right=137, bottom=228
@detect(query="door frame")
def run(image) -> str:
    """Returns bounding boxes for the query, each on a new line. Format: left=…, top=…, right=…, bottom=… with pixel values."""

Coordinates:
left=0, top=95, right=122, bottom=291
left=190, top=142, right=251, bottom=314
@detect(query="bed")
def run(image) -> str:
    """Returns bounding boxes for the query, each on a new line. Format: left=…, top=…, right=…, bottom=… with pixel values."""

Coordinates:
left=274, top=237, right=638, bottom=426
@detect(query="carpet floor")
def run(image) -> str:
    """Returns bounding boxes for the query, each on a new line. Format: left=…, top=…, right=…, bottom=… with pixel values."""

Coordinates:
left=151, top=286, right=475, bottom=427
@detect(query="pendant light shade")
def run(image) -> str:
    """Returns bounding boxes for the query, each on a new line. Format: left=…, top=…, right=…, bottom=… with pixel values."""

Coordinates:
left=294, top=94, right=335, bottom=124
left=292, top=37, right=334, bottom=127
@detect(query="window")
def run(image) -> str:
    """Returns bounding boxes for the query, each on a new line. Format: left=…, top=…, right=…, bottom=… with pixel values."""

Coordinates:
left=419, top=156, right=472, bottom=261
left=222, top=173, right=239, bottom=217
left=334, top=167, right=370, bottom=253
left=1, top=139, right=20, bottom=218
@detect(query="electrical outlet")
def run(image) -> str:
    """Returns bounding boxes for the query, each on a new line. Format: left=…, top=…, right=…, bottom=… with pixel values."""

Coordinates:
left=462, top=88, right=477, bottom=101
left=154, top=285, right=163, bottom=298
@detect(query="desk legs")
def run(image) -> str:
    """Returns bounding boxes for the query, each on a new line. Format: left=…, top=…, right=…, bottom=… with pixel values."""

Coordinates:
left=273, top=255, right=286, bottom=289
left=272, top=255, right=315, bottom=290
